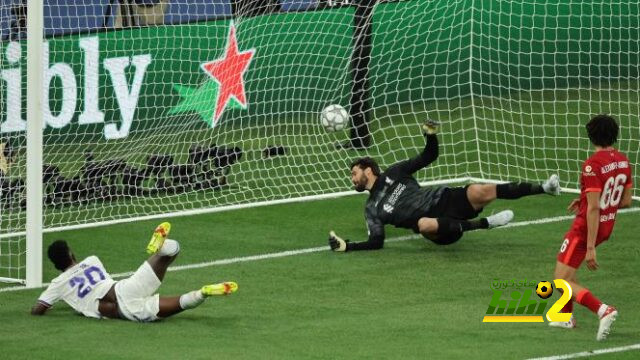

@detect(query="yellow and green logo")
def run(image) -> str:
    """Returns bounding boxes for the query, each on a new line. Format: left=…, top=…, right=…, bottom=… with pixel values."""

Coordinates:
left=482, top=279, right=572, bottom=323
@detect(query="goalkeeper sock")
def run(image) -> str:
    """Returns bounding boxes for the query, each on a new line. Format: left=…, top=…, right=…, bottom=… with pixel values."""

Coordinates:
left=179, top=290, right=205, bottom=310
left=438, top=217, right=488, bottom=232
left=158, top=239, right=180, bottom=257
left=432, top=217, right=488, bottom=245
left=461, top=218, right=489, bottom=231
left=496, top=182, right=544, bottom=199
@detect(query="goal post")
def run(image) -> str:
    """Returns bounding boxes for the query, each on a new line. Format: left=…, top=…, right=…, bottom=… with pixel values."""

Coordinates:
left=1, top=0, right=638, bottom=286
left=25, top=0, right=44, bottom=288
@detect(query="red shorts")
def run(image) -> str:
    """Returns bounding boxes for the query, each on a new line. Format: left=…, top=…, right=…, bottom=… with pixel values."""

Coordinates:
left=556, top=232, right=606, bottom=268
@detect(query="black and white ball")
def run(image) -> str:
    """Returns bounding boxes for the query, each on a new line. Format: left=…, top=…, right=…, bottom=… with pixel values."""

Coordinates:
left=321, top=104, right=349, bottom=132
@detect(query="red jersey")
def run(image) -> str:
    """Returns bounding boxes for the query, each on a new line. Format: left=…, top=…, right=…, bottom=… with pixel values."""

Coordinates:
left=568, top=149, right=633, bottom=243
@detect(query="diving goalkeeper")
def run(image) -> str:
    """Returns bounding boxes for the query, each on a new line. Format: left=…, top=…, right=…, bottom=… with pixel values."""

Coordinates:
left=329, top=120, right=561, bottom=252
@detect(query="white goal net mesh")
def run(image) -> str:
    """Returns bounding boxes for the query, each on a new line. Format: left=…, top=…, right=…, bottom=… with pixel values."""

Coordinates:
left=1, top=0, right=638, bottom=282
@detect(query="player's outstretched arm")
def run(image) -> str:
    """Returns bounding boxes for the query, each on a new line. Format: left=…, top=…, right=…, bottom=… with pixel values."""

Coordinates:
left=330, top=208, right=387, bottom=252
left=390, top=120, right=440, bottom=175
left=328, top=231, right=384, bottom=252
left=346, top=235, right=385, bottom=251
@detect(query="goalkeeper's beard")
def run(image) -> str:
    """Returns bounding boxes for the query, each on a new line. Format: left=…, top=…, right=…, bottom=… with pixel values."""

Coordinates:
left=353, top=176, right=367, bottom=192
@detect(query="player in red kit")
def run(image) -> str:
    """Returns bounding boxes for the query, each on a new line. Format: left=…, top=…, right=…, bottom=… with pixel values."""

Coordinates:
left=549, top=115, right=633, bottom=340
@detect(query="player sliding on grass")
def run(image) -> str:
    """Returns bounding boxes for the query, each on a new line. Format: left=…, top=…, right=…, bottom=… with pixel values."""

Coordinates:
left=329, top=119, right=561, bottom=252
left=31, top=222, right=237, bottom=322
left=548, top=115, right=633, bottom=341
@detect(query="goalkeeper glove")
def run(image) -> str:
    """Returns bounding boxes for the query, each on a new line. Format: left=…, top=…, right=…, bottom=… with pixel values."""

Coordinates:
left=422, top=119, right=440, bottom=135
left=329, top=231, right=348, bottom=252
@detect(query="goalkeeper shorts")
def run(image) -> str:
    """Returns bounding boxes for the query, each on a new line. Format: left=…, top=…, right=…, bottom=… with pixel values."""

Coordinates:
left=431, top=185, right=483, bottom=220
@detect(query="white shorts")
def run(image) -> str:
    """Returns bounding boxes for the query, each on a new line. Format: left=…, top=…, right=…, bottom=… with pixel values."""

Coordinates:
left=115, top=261, right=162, bottom=322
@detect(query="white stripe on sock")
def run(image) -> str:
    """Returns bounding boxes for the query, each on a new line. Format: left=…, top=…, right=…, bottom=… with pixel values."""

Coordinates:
left=179, top=290, right=205, bottom=310
left=597, top=303, right=608, bottom=318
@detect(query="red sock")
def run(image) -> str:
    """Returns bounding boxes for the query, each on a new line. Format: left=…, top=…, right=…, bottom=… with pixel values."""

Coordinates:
left=576, top=289, right=602, bottom=314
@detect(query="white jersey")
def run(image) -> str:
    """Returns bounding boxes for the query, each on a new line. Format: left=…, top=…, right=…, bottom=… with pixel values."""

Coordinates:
left=37, top=256, right=116, bottom=319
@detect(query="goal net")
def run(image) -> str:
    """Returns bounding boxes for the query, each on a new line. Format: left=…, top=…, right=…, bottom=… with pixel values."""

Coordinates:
left=1, top=0, right=638, bottom=284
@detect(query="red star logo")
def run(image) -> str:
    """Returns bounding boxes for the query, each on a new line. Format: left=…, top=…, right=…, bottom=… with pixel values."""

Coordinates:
left=201, top=22, right=255, bottom=124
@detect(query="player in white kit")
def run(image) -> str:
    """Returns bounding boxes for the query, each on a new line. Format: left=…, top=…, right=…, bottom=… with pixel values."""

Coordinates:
left=31, top=222, right=237, bottom=322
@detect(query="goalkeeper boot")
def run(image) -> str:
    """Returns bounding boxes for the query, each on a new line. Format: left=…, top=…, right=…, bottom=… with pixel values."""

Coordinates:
left=542, top=174, right=561, bottom=195
left=202, top=282, right=238, bottom=296
left=422, top=119, right=440, bottom=135
left=486, top=210, right=514, bottom=229
left=146, top=222, right=171, bottom=255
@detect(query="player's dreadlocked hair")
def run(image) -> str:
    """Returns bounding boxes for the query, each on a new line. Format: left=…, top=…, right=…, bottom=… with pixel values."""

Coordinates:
left=48, top=240, right=73, bottom=271
left=350, top=157, right=381, bottom=176
left=586, top=115, right=618, bottom=147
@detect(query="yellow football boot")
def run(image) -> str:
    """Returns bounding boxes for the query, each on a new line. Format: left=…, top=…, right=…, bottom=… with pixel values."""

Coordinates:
left=146, top=222, right=171, bottom=254
left=201, top=282, right=238, bottom=296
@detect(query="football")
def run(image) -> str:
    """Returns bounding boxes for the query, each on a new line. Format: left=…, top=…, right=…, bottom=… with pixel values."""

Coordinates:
left=535, top=281, right=553, bottom=299
left=320, top=104, right=349, bottom=132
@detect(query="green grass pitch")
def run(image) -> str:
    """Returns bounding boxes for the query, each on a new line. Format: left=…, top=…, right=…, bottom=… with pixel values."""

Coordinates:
left=1, top=193, right=638, bottom=359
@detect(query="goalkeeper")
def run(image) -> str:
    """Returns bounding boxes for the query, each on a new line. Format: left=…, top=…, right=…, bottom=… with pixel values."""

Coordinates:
left=329, top=120, right=561, bottom=252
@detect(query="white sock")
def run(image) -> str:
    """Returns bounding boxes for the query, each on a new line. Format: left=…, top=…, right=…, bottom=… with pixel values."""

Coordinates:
left=159, top=239, right=180, bottom=256
left=179, top=290, right=205, bottom=310
left=597, top=304, right=609, bottom=318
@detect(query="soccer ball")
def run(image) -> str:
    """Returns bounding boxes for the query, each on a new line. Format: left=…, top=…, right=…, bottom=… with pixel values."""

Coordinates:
left=536, top=281, right=553, bottom=299
left=321, top=104, right=349, bottom=132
